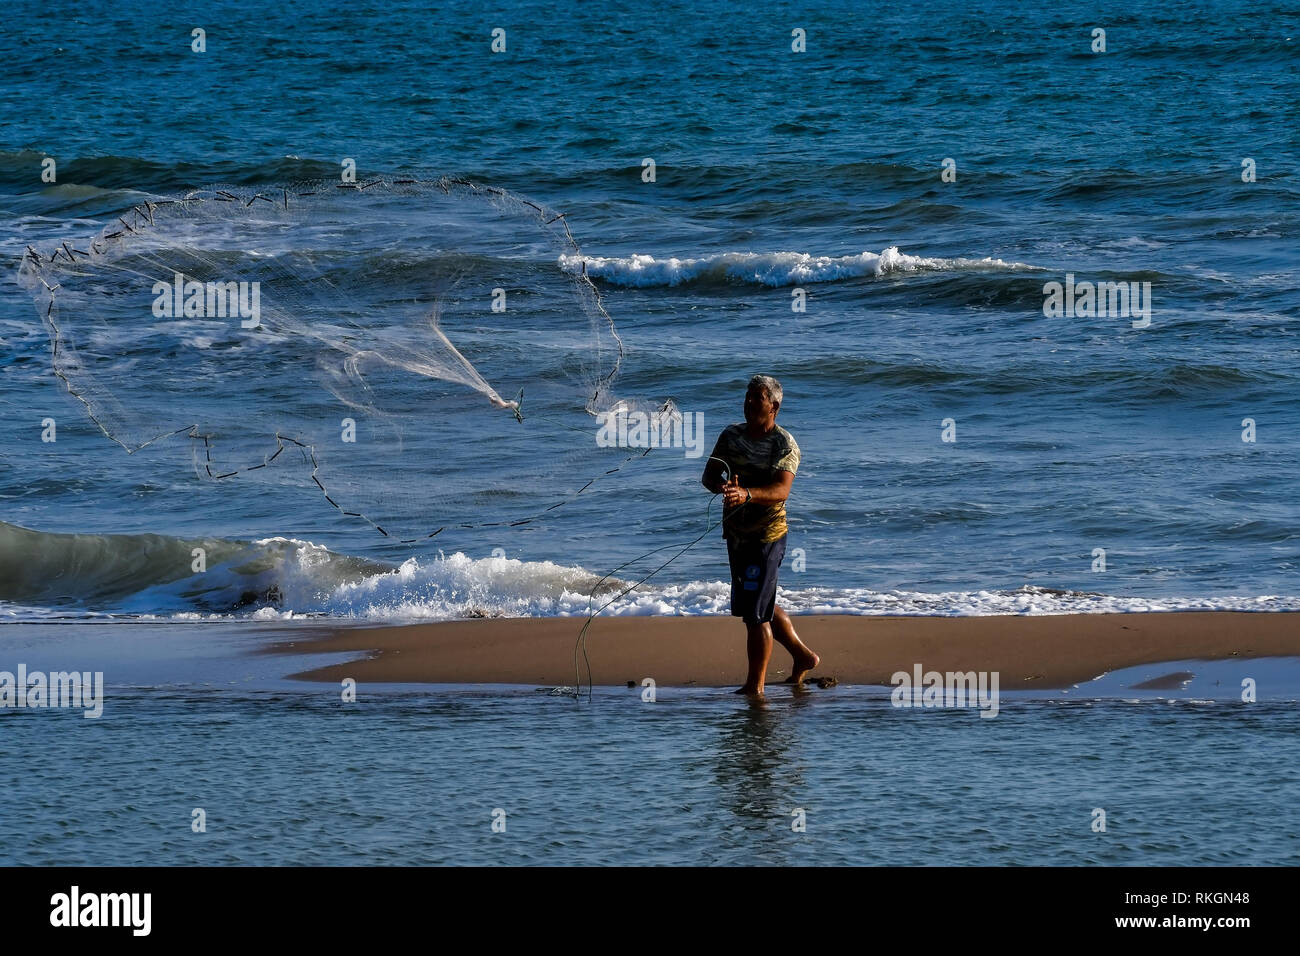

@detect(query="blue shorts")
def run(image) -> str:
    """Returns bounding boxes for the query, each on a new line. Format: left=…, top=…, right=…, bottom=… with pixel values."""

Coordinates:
left=726, top=534, right=786, bottom=624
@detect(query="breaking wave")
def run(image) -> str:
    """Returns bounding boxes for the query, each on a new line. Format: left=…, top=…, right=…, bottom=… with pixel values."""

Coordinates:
left=4, top=521, right=1297, bottom=623
left=559, top=246, right=1038, bottom=287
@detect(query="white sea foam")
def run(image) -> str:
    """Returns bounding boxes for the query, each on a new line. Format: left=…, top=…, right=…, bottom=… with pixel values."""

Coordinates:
left=5, top=524, right=1298, bottom=622
left=144, top=545, right=1300, bottom=621
left=558, top=246, right=1037, bottom=287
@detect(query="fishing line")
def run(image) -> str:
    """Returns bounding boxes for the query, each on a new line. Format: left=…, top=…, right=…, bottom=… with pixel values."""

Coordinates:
left=570, top=455, right=739, bottom=701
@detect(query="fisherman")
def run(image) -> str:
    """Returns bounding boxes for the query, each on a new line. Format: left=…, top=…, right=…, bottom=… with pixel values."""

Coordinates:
left=701, top=375, right=819, bottom=696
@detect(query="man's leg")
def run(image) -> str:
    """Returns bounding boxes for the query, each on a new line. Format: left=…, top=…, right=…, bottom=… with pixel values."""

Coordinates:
left=738, top=620, right=774, bottom=696
left=771, top=606, right=820, bottom=683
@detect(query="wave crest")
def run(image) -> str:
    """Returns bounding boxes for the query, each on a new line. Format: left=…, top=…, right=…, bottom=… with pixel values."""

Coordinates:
left=559, top=246, right=1037, bottom=287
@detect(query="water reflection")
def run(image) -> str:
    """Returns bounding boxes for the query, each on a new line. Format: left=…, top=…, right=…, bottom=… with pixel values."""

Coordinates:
left=711, top=690, right=815, bottom=830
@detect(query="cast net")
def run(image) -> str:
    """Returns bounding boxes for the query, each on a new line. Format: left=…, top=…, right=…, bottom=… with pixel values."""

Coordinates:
left=18, top=176, right=672, bottom=542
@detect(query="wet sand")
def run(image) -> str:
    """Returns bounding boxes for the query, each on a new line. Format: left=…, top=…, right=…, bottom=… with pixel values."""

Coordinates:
left=274, top=611, right=1300, bottom=689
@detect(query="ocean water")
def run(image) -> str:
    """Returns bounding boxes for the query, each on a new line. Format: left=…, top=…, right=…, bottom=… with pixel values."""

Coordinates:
left=1, top=0, right=1298, bottom=621
left=1, top=0, right=1298, bottom=865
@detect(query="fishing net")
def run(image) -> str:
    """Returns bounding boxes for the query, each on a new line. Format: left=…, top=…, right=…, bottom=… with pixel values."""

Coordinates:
left=18, top=176, right=671, bottom=541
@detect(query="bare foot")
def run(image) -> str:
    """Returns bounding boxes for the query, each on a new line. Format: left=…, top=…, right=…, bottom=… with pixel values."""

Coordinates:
left=735, top=684, right=765, bottom=697
left=784, top=650, right=820, bottom=684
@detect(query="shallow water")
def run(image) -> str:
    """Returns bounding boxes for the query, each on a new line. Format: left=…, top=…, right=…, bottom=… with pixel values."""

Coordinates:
left=3, top=683, right=1296, bottom=866
left=1, top=622, right=1296, bottom=866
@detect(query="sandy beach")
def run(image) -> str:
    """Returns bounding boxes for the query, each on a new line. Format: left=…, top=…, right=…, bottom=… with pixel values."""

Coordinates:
left=276, top=611, right=1300, bottom=688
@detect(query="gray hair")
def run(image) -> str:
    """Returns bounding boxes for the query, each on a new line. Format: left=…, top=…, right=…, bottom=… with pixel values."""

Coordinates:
left=748, top=374, right=782, bottom=407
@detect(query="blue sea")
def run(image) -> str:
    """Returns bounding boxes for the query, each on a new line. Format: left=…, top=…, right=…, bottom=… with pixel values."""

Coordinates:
left=1, top=0, right=1298, bottom=865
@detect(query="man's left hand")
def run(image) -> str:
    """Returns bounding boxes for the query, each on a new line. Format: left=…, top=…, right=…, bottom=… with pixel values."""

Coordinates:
left=722, top=478, right=749, bottom=507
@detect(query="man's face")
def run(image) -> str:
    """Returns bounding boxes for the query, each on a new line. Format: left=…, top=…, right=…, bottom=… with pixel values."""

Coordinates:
left=744, top=386, right=776, bottom=424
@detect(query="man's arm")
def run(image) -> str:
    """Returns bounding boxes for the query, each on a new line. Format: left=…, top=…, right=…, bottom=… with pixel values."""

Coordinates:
left=701, top=457, right=728, bottom=494
left=723, top=470, right=794, bottom=507
left=701, top=431, right=730, bottom=493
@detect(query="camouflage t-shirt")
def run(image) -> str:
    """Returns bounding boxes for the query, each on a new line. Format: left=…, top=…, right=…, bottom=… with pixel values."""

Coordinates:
left=709, top=422, right=800, bottom=544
